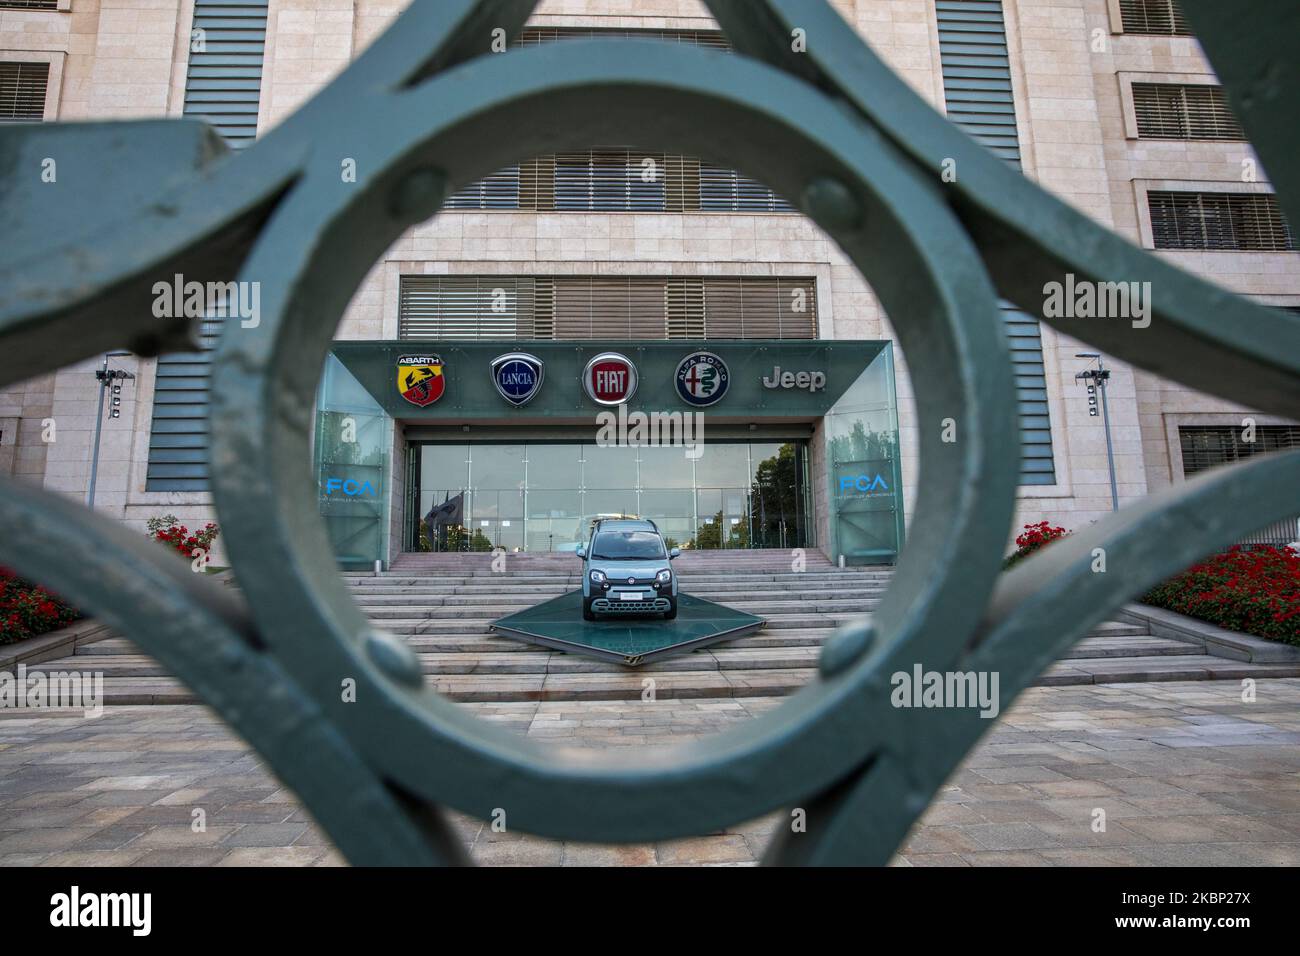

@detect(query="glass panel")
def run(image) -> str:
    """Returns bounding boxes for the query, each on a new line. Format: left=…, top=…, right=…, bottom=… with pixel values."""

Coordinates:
left=404, top=438, right=817, bottom=553
left=470, top=444, right=525, bottom=552
left=825, top=348, right=904, bottom=564
left=582, top=442, right=639, bottom=524
left=749, top=442, right=807, bottom=550
left=315, top=355, right=390, bottom=569
left=418, top=444, right=469, bottom=552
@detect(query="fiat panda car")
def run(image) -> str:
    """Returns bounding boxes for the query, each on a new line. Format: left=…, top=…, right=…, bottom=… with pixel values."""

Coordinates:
left=576, top=518, right=680, bottom=621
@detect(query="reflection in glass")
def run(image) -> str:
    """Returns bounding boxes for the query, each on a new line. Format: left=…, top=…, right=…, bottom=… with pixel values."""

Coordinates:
left=410, top=440, right=813, bottom=553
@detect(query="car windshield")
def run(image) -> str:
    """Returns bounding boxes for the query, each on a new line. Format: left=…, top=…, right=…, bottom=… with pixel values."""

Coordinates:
left=590, top=530, right=666, bottom=560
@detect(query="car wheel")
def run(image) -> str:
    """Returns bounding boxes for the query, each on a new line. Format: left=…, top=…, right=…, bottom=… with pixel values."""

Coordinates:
left=663, top=602, right=677, bottom=621
left=583, top=598, right=596, bottom=621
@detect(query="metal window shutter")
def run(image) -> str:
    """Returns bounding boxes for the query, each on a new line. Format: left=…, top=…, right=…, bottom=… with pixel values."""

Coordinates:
left=1179, top=425, right=1300, bottom=545
left=1148, top=190, right=1295, bottom=251
left=0, top=1, right=58, bottom=8
left=0, top=61, right=49, bottom=122
left=935, top=0, right=1021, bottom=166
left=1179, top=425, right=1300, bottom=546
left=936, top=1, right=1055, bottom=483
left=443, top=30, right=781, bottom=216
left=1179, top=425, right=1300, bottom=475
left=514, top=26, right=730, bottom=52
left=1131, top=83, right=1244, bottom=141
left=146, top=2, right=270, bottom=491
left=182, top=0, right=269, bottom=150
left=398, top=276, right=818, bottom=341
left=1118, top=0, right=1191, bottom=36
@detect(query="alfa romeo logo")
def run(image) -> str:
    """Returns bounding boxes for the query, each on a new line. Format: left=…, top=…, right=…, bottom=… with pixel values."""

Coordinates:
left=397, top=354, right=445, bottom=407
left=674, top=351, right=730, bottom=407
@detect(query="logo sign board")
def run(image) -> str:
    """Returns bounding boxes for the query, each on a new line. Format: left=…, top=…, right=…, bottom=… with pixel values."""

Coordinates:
left=674, top=351, right=730, bottom=407
left=397, top=354, right=445, bottom=407
left=583, top=352, right=638, bottom=406
left=490, top=352, right=545, bottom=406
left=323, top=477, right=380, bottom=497
left=839, top=474, right=890, bottom=496
left=762, top=365, right=826, bottom=393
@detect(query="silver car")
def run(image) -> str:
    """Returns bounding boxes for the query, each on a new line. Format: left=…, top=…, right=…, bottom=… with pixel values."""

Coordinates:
left=576, top=518, right=680, bottom=621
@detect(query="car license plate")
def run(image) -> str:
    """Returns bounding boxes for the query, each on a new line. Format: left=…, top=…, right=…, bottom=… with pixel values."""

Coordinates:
left=618, top=592, right=645, bottom=601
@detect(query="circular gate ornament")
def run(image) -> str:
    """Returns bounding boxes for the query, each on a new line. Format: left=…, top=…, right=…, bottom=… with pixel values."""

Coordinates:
left=583, top=351, right=638, bottom=406
left=674, top=351, right=730, bottom=407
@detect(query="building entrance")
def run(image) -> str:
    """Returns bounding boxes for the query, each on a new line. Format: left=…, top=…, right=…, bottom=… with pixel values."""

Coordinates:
left=409, top=440, right=812, bottom=553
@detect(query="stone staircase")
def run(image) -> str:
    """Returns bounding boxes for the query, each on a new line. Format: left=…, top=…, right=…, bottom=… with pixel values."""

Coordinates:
left=23, top=550, right=1300, bottom=704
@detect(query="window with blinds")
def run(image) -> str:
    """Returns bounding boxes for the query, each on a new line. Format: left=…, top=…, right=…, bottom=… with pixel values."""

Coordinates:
left=443, top=27, right=787, bottom=214
left=182, top=0, right=269, bottom=150
left=398, top=276, right=818, bottom=341
left=514, top=26, right=730, bottom=51
left=1131, top=83, right=1243, bottom=141
left=0, top=61, right=48, bottom=122
left=1148, top=191, right=1296, bottom=251
left=443, top=148, right=792, bottom=214
left=936, top=1, right=1054, bottom=483
left=935, top=0, right=1022, bottom=166
left=1179, top=425, right=1300, bottom=476
left=144, top=319, right=223, bottom=489
left=1118, top=0, right=1191, bottom=36
left=146, top=0, right=270, bottom=491
left=0, top=1, right=57, bottom=8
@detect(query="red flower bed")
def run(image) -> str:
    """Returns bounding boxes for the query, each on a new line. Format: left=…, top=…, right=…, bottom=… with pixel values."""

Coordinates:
left=0, top=567, right=81, bottom=645
left=1004, top=520, right=1070, bottom=569
left=1143, top=545, right=1300, bottom=645
left=151, top=521, right=220, bottom=561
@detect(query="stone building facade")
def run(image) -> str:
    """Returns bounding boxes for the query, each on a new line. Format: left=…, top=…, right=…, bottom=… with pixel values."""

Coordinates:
left=2, top=0, right=1296, bottom=565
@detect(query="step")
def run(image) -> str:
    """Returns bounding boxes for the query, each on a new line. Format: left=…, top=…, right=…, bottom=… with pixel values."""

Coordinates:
left=68, top=654, right=1300, bottom=707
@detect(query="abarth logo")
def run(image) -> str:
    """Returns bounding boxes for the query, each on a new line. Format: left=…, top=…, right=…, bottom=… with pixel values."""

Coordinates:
left=490, top=352, right=545, bottom=406
left=397, top=354, right=444, bottom=407
left=674, top=351, right=730, bottom=407
left=583, top=352, right=637, bottom=406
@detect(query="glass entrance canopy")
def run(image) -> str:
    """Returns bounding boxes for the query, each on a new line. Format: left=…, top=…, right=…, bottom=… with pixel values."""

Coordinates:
left=413, top=440, right=811, bottom=553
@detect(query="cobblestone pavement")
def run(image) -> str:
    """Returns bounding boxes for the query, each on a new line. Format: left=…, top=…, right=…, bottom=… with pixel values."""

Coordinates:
left=2, top=679, right=1299, bottom=866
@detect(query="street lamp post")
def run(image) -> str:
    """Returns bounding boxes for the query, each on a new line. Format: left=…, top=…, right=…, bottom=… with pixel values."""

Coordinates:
left=1075, top=352, right=1118, bottom=512
left=87, top=351, right=136, bottom=510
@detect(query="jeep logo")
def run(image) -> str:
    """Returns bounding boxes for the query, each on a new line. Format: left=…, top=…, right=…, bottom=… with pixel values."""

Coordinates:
left=323, top=478, right=379, bottom=497
left=762, top=366, right=826, bottom=393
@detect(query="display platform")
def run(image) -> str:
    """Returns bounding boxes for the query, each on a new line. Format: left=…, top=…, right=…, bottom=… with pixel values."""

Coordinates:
left=489, top=591, right=766, bottom=666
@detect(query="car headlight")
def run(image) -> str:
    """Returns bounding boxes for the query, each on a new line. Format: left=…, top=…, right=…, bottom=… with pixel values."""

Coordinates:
left=590, top=569, right=606, bottom=584
left=655, top=569, right=672, bottom=584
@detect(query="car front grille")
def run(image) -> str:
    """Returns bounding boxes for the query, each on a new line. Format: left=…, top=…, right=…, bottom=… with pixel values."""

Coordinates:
left=592, top=597, right=671, bottom=614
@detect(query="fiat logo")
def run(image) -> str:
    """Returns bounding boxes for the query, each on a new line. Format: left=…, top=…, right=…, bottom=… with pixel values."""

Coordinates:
left=583, top=351, right=638, bottom=406
left=627, top=577, right=635, bottom=585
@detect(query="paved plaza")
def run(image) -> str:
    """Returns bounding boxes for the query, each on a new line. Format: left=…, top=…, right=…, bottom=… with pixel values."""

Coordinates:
left=1, top=679, right=1299, bottom=866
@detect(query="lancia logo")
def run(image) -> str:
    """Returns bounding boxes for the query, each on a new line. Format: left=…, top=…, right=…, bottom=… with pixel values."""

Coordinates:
left=490, top=352, right=544, bottom=406
left=583, top=352, right=637, bottom=406
left=674, top=351, right=730, bottom=407
left=397, top=354, right=445, bottom=407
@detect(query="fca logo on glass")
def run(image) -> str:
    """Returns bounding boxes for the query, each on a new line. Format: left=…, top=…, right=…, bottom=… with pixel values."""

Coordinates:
left=839, top=474, right=889, bottom=494
left=323, top=478, right=379, bottom=497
